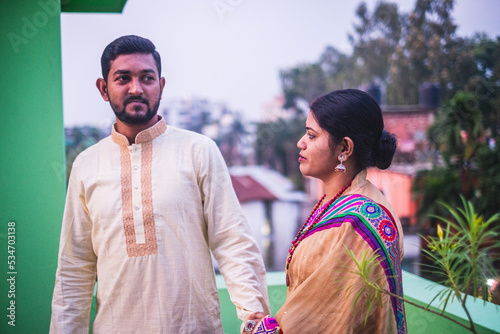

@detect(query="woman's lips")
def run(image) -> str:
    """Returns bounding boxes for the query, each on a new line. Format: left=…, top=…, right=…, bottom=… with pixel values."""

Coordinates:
left=298, top=155, right=306, bottom=162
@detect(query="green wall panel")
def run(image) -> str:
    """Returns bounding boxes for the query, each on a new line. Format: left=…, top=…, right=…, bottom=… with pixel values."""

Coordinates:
left=0, top=1, right=66, bottom=333
left=61, top=0, right=127, bottom=13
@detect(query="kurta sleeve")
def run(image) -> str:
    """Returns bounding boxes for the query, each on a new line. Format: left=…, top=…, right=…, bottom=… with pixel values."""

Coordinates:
left=50, top=159, right=98, bottom=333
left=197, top=139, right=271, bottom=321
left=276, top=222, right=398, bottom=334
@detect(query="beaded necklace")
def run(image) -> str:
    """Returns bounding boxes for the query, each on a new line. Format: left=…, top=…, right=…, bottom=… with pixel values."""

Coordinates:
left=285, top=180, right=353, bottom=286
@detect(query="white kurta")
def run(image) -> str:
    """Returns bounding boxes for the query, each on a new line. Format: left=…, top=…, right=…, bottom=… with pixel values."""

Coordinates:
left=50, top=118, right=270, bottom=333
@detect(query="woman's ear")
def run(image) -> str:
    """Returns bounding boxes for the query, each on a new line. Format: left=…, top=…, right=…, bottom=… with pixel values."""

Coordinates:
left=341, top=137, right=354, bottom=160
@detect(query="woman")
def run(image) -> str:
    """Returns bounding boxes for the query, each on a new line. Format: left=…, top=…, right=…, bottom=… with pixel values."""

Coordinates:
left=244, top=89, right=406, bottom=334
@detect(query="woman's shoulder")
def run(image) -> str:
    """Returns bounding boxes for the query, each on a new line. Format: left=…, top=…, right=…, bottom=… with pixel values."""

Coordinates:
left=332, top=195, right=402, bottom=251
left=332, top=194, right=387, bottom=215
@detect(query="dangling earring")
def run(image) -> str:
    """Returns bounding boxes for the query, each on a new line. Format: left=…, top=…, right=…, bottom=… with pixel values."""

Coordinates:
left=335, top=154, right=346, bottom=172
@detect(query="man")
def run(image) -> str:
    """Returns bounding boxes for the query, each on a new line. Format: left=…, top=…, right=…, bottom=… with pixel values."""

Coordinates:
left=50, top=35, right=269, bottom=333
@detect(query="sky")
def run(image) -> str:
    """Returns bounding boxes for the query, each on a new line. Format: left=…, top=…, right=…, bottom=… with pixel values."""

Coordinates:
left=61, top=0, right=500, bottom=127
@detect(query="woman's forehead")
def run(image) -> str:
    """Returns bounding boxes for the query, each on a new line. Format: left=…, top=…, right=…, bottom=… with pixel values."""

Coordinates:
left=306, top=112, right=321, bottom=131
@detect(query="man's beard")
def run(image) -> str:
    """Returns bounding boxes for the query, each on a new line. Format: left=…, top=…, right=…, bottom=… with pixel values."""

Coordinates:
left=110, top=96, right=160, bottom=125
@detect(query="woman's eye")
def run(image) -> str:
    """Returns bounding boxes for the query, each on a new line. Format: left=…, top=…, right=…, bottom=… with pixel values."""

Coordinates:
left=307, top=134, right=315, bottom=139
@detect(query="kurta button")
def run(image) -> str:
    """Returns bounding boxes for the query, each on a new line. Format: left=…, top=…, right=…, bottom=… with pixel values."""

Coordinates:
left=135, top=206, right=140, bottom=211
left=134, top=185, right=139, bottom=189
left=134, top=165, right=139, bottom=170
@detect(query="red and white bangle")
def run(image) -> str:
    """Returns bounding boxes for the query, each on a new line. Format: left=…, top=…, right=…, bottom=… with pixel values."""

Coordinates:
left=244, top=320, right=256, bottom=332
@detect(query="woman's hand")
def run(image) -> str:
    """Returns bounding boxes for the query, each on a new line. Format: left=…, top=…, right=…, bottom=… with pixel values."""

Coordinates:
left=242, top=312, right=267, bottom=333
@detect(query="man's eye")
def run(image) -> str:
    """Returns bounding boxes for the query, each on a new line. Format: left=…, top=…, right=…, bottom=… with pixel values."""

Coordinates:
left=116, top=76, right=129, bottom=82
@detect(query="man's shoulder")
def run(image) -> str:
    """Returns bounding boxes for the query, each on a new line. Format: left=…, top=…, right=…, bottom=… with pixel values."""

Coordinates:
left=72, top=135, right=113, bottom=165
left=163, top=126, right=215, bottom=148
left=166, top=126, right=210, bottom=140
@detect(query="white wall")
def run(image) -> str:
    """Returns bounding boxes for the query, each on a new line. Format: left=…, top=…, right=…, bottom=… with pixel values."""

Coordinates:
left=271, top=201, right=301, bottom=270
left=240, top=200, right=303, bottom=271
left=241, top=201, right=267, bottom=252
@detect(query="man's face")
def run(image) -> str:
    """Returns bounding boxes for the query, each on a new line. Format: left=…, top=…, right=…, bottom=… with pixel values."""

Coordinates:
left=98, top=53, right=165, bottom=125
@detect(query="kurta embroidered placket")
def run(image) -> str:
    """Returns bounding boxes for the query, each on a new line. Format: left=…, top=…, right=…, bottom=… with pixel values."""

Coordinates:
left=115, top=127, right=160, bottom=257
left=130, top=144, right=145, bottom=244
left=119, top=140, right=158, bottom=257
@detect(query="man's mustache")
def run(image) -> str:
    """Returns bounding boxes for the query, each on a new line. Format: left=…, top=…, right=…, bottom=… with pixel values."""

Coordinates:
left=124, top=96, right=149, bottom=105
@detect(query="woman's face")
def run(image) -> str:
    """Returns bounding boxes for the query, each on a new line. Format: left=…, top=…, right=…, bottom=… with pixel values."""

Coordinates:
left=297, top=111, right=338, bottom=180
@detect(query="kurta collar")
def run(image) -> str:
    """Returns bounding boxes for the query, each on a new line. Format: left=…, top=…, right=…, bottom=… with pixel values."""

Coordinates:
left=111, top=116, right=167, bottom=146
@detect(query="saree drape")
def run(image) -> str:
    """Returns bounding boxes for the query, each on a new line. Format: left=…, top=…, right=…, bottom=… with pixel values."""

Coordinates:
left=255, top=170, right=407, bottom=334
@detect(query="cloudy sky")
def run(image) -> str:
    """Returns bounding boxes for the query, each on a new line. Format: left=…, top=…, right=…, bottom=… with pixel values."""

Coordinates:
left=61, top=0, right=500, bottom=127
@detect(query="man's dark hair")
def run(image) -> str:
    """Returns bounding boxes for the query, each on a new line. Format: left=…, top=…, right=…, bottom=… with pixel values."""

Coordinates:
left=100, top=35, right=162, bottom=81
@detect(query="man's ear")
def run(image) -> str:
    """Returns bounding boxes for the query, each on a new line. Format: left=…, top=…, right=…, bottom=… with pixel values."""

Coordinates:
left=96, top=78, right=109, bottom=102
left=159, top=77, right=166, bottom=100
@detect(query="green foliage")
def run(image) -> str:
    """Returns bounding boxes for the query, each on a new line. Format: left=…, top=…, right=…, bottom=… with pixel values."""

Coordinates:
left=428, top=91, right=484, bottom=166
left=275, top=0, right=500, bottom=229
left=476, top=144, right=500, bottom=219
left=280, top=45, right=366, bottom=110
left=279, top=0, right=499, bottom=109
left=281, top=64, right=330, bottom=110
left=351, top=1, right=402, bottom=85
left=415, top=94, right=499, bottom=226
left=343, top=247, right=385, bottom=325
left=65, top=126, right=108, bottom=183
left=347, top=197, right=500, bottom=333
left=422, top=197, right=500, bottom=303
left=411, top=167, right=462, bottom=227
left=414, top=83, right=499, bottom=226
left=215, top=114, right=251, bottom=167
left=254, top=114, right=306, bottom=188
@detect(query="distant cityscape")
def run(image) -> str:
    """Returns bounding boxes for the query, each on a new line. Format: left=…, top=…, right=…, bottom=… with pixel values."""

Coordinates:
left=64, top=84, right=453, bottom=273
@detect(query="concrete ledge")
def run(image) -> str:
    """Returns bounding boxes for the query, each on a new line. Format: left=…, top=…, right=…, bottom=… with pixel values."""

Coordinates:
left=216, top=271, right=500, bottom=334
left=92, top=271, right=499, bottom=333
left=402, top=271, right=500, bottom=334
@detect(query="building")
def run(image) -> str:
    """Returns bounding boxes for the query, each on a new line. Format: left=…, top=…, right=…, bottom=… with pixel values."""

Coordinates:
left=359, top=84, right=440, bottom=228
left=161, top=97, right=226, bottom=133
left=261, top=95, right=293, bottom=122
left=229, top=166, right=306, bottom=271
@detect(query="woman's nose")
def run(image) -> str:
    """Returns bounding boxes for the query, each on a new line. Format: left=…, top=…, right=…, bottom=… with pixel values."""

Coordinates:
left=297, top=138, right=305, bottom=149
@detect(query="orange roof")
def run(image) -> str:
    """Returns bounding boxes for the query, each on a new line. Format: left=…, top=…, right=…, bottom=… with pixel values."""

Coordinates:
left=230, top=175, right=278, bottom=203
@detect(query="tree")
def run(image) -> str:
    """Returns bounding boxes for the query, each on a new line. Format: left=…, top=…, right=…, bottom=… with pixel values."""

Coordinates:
left=216, top=113, right=252, bottom=167
left=476, top=144, right=500, bottom=223
left=65, top=126, right=108, bottom=183
left=276, top=0, right=500, bottom=225
left=416, top=34, right=500, bottom=222
left=255, top=114, right=306, bottom=188
left=281, top=63, right=330, bottom=111
left=347, top=197, right=500, bottom=331
left=350, top=1, right=402, bottom=86
left=428, top=92, right=483, bottom=169
left=280, top=0, right=495, bottom=106
left=466, top=34, right=500, bottom=139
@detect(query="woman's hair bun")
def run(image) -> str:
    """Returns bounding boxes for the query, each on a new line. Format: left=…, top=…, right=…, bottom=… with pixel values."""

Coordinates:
left=374, top=130, right=397, bottom=170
